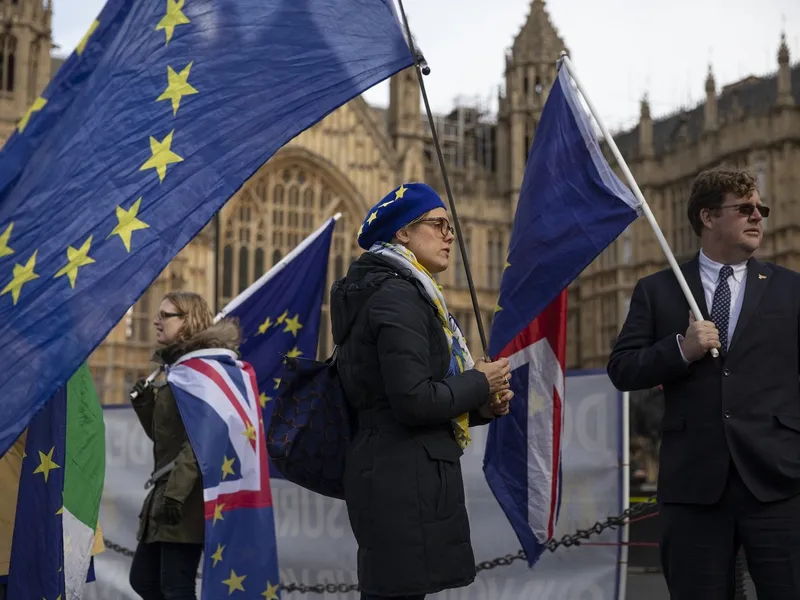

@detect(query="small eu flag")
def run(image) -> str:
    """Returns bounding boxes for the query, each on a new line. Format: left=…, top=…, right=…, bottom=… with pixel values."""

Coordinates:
left=219, top=215, right=338, bottom=457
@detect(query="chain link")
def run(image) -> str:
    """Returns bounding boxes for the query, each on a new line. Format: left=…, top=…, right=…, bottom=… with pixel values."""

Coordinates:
left=101, top=495, right=657, bottom=593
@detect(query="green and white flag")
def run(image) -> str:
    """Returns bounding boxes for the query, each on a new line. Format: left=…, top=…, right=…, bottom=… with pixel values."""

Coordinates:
left=63, top=363, right=106, bottom=598
left=6, top=362, right=105, bottom=599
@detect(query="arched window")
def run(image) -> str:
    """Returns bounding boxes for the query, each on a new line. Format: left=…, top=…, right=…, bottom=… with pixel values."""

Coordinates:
left=288, top=186, right=299, bottom=227
left=272, top=249, right=282, bottom=266
left=238, top=246, right=249, bottom=293
left=222, top=245, right=233, bottom=298
left=254, top=247, right=265, bottom=279
left=0, top=35, right=17, bottom=93
left=303, top=188, right=315, bottom=229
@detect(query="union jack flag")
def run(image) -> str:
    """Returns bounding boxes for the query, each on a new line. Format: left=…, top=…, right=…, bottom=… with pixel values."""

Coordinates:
left=168, top=348, right=280, bottom=599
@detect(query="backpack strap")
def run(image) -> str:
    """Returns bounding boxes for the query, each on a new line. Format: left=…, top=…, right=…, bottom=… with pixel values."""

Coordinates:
left=328, top=269, right=414, bottom=366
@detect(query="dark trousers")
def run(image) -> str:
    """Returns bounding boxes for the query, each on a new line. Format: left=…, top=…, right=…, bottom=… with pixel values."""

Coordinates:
left=660, top=462, right=800, bottom=600
left=129, top=540, right=203, bottom=600
left=361, top=595, right=425, bottom=600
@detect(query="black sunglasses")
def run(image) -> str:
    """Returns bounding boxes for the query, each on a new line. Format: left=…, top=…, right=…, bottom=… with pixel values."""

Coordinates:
left=716, top=203, right=770, bottom=218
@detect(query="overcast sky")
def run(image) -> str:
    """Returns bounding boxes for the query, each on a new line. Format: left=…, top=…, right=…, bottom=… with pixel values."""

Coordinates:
left=53, top=0, right=800, bottom=133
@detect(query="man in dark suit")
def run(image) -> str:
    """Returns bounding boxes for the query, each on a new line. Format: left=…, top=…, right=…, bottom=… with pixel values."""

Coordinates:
left=608, top=164, right=800, bottom=599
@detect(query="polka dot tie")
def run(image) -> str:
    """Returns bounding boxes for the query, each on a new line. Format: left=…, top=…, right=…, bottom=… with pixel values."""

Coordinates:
left=710, top=265, right=733, bottom=353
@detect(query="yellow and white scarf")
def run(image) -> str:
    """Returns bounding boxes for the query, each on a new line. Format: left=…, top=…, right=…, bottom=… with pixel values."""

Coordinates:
left=370, top=242, right=473, bottom=449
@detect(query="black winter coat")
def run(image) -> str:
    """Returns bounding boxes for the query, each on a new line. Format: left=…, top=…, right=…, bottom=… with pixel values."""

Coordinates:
left=330, top=253, right=492, bottom=597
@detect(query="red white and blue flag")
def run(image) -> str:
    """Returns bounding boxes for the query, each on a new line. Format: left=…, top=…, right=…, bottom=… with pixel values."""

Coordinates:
left=483, top=59, right=640, bottom=567
left=168, top=348, right=280, bottom=599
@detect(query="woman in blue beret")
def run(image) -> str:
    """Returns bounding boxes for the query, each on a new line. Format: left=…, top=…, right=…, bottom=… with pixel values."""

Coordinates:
left=330, top=182, right=513, bottom=599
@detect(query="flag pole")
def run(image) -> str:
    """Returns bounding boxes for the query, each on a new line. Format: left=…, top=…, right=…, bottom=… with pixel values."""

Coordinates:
left=559, top=53, right=719, bottom=359
left=618, top=389, right=631, bottom=600
left=394, top=0, right=491, bottom=358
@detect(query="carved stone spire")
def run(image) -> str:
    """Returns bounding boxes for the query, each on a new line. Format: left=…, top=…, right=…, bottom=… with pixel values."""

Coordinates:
left=704, top=65, right=718, bottom=132
left=777, top=32, right=794, bottom=107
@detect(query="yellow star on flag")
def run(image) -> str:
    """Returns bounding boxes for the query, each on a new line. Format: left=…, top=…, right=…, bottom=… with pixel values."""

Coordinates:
left=242, top=422, right=256, bottom=442
left=394, top=184, right=408, bottom=200
left=494, top=302, right=503, bottom=314
left=1, top=250, right=39, bottom=305
left=157, top=62, right=199, bottom=116
left=286, top=347, right=303, bottom=359
left=273, top=378, right=282, bottom=390
left=276, top=310, right=288, bottom=325
left=261, top=582, right=279, bottom=599
left=222, top=569, right=246, bottom=594
left=56, top=505, right=64, bottom=515
left=108, top=198, right=149, bottom=252
left=156, top=0, right=190, bottom=45
left=33, top=447, right=60, bottom=483
left=0, top=222, right=14, bottom=258
left=283, top=314, right=303, bottom=337
left=256, top=316, right=272, bottom=335
left=76, top=19, right=99, bottom=55
left=211, top=543, right=225, bottom=567
left=54, top=235, right=95, bottom=289
left=357, top=224, right=363, bottom=238
left=140, top=130, right=183, bottom=183
left=213, top=502, right=225, bottom=525
left=221, top=456, right=235, bottom=480
left=18, top=97, right=47, bottom=133
left=258, top=393, right=271, bottom=409
left=367, top=211, right=378, bottom=225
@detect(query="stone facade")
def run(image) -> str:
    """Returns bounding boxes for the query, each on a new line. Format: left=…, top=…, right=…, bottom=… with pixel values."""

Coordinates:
left=1, top=1, right=798, bottom=408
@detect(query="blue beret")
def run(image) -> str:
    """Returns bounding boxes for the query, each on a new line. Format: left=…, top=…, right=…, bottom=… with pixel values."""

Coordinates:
left=357, top=182, right=446, bottom=250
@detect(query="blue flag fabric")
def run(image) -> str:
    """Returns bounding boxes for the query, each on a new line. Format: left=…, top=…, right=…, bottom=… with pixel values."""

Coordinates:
left=487, top=61, right=641, bottom=359
left=484, top=60, right=640, bottom=567
left=167, top=351, right=279, bottom=599
left=7, top=385, right=66, bottom=599
left=0, top=0, right=413, bottom=457
left=220, top=215, right=337, bottom=476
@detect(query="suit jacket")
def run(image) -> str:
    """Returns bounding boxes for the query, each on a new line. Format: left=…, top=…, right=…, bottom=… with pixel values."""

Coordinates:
left=608, top=254, right=800, bottom=505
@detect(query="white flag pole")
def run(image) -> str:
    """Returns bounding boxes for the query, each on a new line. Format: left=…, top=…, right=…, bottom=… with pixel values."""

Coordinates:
left=559, top=53, right=718, bottom=359
left=619, top=389, right=631, bottom=600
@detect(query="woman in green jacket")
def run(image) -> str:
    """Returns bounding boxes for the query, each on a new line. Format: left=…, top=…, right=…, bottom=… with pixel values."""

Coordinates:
left=128, top=291, right=240, bottom=600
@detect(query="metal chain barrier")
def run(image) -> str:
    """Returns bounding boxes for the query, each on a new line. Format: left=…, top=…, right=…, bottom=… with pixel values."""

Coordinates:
left=101, top=495, right=657, bottom=593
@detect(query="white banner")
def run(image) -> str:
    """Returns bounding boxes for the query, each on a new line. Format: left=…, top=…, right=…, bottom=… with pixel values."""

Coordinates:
left=85, top=371, right=623, bottom=600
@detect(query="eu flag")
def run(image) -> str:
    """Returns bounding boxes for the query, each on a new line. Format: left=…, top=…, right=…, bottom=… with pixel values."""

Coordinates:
left=220, top=214, right=337, bottom=466
left=484, top=59, right=640, bottom=567
left=0, top=0, right=413, bottom=456
left=487, top=61, right=641, bottom=358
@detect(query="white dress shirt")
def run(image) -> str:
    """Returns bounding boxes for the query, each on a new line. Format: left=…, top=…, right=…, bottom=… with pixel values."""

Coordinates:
left=678, top=249, right=748, bottom=361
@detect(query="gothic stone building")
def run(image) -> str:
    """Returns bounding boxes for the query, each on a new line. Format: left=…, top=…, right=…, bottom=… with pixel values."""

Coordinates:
left=1, top=0, right=798, bottom=406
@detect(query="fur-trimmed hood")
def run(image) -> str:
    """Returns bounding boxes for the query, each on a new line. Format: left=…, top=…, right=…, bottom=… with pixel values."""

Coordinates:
left=154, top=318, right=242, bottom=365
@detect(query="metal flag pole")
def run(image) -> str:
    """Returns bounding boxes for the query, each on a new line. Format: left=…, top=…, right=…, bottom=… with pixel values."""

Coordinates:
left=394, top=0, right=491, bottom=358
left=559, top=53, right=719, bottom=359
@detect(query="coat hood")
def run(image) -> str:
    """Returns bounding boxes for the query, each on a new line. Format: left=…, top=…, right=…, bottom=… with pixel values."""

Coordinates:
left=330, top=253, right=414, bottom=346
left=155, top=317, right=242, bottom=365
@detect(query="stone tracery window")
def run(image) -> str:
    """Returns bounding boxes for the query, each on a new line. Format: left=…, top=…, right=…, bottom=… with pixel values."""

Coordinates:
left=0, top=34, right=17, bottom=92
left=220, top=162, right=361, bottom=361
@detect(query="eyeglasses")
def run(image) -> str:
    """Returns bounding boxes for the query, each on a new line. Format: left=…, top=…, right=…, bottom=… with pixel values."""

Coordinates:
left=414, top=217, right=455, bottom=238
left=716, top=203, right=770, bottom=218
left=157, top=310, right=184, bottom=321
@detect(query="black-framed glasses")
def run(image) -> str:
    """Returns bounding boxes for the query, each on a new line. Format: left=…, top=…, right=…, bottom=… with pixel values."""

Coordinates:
left=717, top=203, right=770, bottom=218
left=157, top=310, right=184, bottom=321
left=414, top=217, right=455, bottom=238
